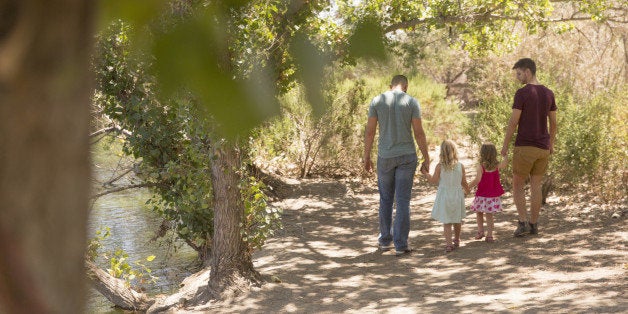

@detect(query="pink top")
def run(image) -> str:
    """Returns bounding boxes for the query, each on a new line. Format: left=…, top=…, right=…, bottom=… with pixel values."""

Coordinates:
left=476, top=166, right=504, bottom=198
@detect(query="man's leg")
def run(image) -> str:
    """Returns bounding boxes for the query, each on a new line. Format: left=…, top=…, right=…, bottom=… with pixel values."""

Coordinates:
left=528, top=174, right=543, bottom=235
left=512, top=173, right=529, bottom=236
left=377, top=157, right=395, bottom=247
left=529, top=175, right=544, bottom=223
left=392, top=154, right=417, bottom=251
left=512, top=173, right=528, bottom=221
left=528, top=147, right=550, bottom=234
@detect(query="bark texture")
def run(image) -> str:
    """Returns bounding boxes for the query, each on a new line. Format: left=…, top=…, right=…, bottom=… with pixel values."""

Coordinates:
left=207, top=145, right=260, bottom=299
left=0, top=1, right=93, bottom=312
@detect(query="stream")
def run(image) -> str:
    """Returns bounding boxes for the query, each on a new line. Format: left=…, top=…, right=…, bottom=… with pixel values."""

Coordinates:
left=86, top=141, right=199, bottom=313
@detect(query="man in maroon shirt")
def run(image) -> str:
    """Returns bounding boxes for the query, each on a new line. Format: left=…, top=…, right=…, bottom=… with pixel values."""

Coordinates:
left=501, top=58, right=558, bottom=237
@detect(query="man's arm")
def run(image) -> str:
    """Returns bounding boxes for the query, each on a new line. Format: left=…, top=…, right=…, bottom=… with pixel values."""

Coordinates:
left=363, top=116, right=378, bottom=172
left=501, top=109, right=522, bottom=157
left=548, top=110, right=557, bottom=154
left=412, top=117, right=430, bottom=172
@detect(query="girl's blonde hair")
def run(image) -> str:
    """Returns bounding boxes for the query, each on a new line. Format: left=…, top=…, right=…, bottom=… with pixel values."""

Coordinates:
left=439, top=140, right=459, bottom=170
left=479, top=143, right=499, bottom=170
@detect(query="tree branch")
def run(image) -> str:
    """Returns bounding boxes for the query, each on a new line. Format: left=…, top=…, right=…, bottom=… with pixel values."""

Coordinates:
left=89, top=124, right=133, bottom=138
left=384, top=13, right=627, bottom=34
left=102, top=163, right=141, bottom=186
left=91, top=183, right=157, bottom=200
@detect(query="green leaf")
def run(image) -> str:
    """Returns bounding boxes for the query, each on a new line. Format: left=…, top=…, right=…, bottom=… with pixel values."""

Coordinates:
left=146, top=255, right=156, bottom=262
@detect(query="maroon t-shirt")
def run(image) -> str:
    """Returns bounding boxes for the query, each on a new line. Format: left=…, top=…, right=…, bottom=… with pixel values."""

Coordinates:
left=512, top=84, right=557, bottom=149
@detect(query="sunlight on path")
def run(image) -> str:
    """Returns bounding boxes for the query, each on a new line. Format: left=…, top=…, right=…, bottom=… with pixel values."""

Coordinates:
left=234, top=144, right=628, bottom=313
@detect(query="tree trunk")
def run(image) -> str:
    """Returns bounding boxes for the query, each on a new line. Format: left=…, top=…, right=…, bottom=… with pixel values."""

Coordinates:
left=206, top=144, right=260, bottom=299
left=0, top=1, right=93, bottom=313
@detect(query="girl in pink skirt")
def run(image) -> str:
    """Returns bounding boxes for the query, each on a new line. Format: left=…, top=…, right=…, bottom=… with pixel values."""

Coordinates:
left=468, top=143, right=508, bottom=243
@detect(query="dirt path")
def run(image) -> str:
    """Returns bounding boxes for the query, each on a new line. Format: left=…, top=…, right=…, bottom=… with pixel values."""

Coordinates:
left=190, top=147, right=627, bottom=313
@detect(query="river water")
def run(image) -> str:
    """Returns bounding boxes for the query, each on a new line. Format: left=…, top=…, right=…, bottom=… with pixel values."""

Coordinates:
left=86, top=141, right=199, bottom=313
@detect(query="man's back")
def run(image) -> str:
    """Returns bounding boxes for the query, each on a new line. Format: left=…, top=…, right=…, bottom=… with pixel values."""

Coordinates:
left=368, top=90, right=421, bottom=158
left=513, top=84, right=557, bottom=149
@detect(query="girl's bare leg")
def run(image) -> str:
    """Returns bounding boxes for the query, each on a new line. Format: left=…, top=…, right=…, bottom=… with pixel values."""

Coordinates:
left=486, top=213, right=494, bottom=237
left=443, top=223, right=452, bottom=246
left=476, top=212, right=484, bottom=233
left=454, top=223, right=461, bottom=242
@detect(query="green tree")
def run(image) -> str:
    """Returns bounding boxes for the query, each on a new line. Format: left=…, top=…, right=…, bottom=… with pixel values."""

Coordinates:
left=94, top=0, right=624, bottom=309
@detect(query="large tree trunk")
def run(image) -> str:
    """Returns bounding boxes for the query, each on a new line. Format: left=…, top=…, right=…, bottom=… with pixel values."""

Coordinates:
left=0, top=1, right=93, bottom=312
left=207, top=145, right=260, bottom=299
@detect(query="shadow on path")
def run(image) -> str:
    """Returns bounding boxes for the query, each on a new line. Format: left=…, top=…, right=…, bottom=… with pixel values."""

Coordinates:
left=207, top=176, right=627, bottom=313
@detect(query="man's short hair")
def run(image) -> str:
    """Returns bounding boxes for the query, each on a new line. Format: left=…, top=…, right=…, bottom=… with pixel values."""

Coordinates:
left=390, top=75, right=408, bottom=87
left=513, top=58, right=536, bottom=75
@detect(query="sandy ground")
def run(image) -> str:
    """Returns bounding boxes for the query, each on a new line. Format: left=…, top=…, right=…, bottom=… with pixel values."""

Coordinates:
left=183, top=148, right=627, bottom=314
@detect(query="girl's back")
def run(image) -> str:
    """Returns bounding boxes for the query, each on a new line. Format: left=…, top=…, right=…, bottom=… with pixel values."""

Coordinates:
left=432, top=162, right=465, bottom=224
left=439, top=163, right=463, bottom=191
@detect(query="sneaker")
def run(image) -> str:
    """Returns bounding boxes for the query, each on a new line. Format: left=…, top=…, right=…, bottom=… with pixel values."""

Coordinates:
left=379, top=243, right=393, bottom=251
left=395, top=248, right=412, bottom=256
left=529, top=223, right=538, bottom=235
left=513, top=221, right=528, bottom=237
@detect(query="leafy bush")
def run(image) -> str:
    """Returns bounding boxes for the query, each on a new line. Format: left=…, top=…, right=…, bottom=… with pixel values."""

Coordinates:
left=251, top=67, right=368, bottom=178
left=552, top=87, right=627, bottom=200
left=87, top=228, right=157, bottom=289
left=241, top=176, right=282, bottom=253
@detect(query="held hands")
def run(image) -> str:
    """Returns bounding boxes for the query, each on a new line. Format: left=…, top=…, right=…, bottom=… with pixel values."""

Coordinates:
left=420, top=163, right=431, bottom=180
left=420, top=160, right=430, bottom=174
left=464, top=186, right=471, bottom=196
left=500, top=146, right=508, bottom=158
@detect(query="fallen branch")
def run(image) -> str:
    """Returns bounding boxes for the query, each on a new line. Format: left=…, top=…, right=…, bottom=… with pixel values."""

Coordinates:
left=85, top=260, right=155, bottom=311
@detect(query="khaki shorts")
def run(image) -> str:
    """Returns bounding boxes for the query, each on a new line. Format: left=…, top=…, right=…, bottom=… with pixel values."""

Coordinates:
left=513, top=146, right=551, bottom=176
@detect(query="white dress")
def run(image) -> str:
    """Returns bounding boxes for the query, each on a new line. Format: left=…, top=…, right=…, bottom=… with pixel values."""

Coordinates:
left=431, top=162, right=466, bottom=223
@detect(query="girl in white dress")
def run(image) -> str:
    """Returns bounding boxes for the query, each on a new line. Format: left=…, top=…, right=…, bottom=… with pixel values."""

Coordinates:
left=422, top=140, right=470, bottom=252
